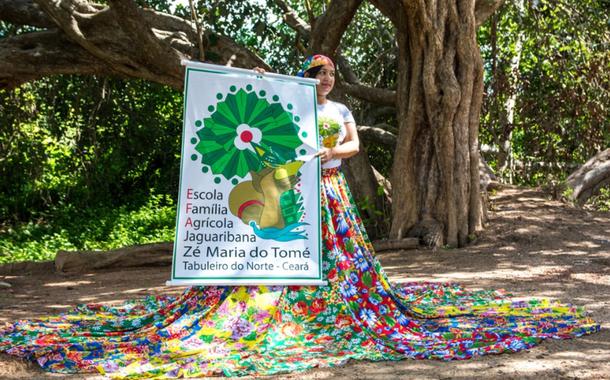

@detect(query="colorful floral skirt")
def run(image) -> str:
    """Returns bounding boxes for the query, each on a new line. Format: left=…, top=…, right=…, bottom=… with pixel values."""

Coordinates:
left=0, top=169, right=600, bottom=378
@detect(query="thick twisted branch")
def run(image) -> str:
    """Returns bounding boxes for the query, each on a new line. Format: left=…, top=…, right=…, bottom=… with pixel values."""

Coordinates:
left=309, top=0, right=363, bottom=55
left=271, top=0, right=311, bottom=37
left=357, top=125, right=397, bottom=148
left=107, top=0, right=183, bottom=76
left=0, top=0, right=268, bottom=89
left=338, top=82, right=397, bottom=106
left=475, top=0, right=506, bottom=26
left=271, top=1, right=395, bottom=106
left=0, top=0, right=55, bottom=28
left=0, top=30, right=109, bottom=88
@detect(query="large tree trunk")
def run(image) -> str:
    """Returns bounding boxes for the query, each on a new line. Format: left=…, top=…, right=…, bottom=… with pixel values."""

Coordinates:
left=374, top=0, right=488, bottom=247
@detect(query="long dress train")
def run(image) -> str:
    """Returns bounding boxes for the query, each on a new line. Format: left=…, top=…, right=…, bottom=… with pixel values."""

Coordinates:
left=0, top=168, right=600, bottom=378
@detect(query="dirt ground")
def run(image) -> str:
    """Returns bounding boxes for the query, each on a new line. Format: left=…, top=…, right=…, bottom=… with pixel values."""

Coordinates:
left=0, top=187, right=609, bottom=379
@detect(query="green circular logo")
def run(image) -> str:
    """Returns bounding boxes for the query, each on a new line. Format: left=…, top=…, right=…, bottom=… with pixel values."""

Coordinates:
left=194, top=87, right=303, bottom=180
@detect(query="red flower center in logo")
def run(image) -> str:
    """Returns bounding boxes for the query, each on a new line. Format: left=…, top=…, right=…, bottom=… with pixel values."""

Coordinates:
left=240, top=130, right=253, bottom=143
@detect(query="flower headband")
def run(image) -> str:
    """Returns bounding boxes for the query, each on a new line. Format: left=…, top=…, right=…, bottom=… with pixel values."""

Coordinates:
left=296, top=54, right=335, bottom=77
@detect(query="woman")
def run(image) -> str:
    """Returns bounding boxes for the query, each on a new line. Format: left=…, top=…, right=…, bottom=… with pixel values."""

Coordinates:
left=0, top=55, right=599, bottom=378
left=300, top=55, right=360, bottom=166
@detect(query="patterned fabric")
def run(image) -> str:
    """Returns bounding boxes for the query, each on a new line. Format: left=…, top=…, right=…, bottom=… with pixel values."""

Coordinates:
left=296, top=54, right=334, bottom=77
left=0, top=169, right=600, bottom=378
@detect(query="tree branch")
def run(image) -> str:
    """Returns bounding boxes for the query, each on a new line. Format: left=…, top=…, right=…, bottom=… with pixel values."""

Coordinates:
left=475, top=0, right=506, bottom=27
left=335, top=53, right=360, bottom=84
left=369, top=0, right=403, bottom=27
left=0, top=30, right=109, bottom=88
left=269, top=1, right=360, bottom=86
left=268, top=0, right=393, bottom=108
left=34, top=0, right=159, bottom=81
left=0, top=0, right=269, bottom=89
left=107, top=0, right=184, bottom=77
left=0, top=0, right=55, bottom=28
left=188, top=0, right=206, bottom=61
left=357, top=124, right=397, bottom=148
left=335, top=52, right=399, bottom=108
left=211, top=34, right=270, bottom=70
left=271, top=0, right=311, bottom=38
left=338, top=82, right=397, bottom=106
left=309, top=0, right=363, bottom=55
left=565, top=148, right=610, bottom=205
left=368, top=105, right=396, bottom=120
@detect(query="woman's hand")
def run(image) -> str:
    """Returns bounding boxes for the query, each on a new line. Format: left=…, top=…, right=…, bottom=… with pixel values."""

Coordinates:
left=316, top=147, right=335, bottom=163
left=253, top=67, right=266, bottom=74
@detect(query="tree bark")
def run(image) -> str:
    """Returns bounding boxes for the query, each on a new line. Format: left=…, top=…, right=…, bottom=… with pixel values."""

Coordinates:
left=564, top=148, right=610, bottom=205
left=308, top=0, right=363, bottom=55
left=372, top=0, right=489, bottom=247
left=357, top=125, right=397, bottom=149
left=337, top=82, right=396, bottom=106
left=2, top=0, right=391, bottom=235
left=475, top=0, right=506, bottom=27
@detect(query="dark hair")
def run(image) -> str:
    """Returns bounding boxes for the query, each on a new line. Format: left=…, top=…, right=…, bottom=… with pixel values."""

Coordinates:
left=304, top=66, right=323, bottom=78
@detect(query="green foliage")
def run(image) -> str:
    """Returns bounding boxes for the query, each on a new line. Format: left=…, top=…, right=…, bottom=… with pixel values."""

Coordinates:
left=0, top=193, right=176, bottom=264
left=0, top=76, right=183, bottom=224
left=341, top=2, right=397, bottom=90
left=194, top=0, right=304, bottom=70
left=561, top=186, right=575, bottom=201
left=364, top=143, right=393, bottom=179
left=478, top=0, right=609, bottom=185
left=0, top=74, right=183, bottom=264
left=342, top=2, right=397, bottom=178
left=586, top=187, right=610, bottom=212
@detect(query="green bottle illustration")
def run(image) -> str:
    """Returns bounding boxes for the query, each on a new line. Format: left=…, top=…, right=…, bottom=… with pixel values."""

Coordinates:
left=280, top=189, right=304, bottom=225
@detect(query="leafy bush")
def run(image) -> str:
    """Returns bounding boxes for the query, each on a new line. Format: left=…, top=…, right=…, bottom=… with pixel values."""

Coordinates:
left=0, top=193, right=176, bottom=264
left=585, top=187, right=610, bottom=212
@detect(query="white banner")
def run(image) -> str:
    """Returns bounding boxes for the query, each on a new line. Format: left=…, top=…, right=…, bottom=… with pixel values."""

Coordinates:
left=168, top=61, right=323, bottom=286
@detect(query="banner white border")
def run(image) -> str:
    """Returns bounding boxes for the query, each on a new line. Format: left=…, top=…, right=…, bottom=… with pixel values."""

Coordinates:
left=168, top=61, right=325, bottom=286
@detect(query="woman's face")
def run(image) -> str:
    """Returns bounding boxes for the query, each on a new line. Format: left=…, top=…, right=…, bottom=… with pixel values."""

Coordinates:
left=308, top=64, right=335, bottom=97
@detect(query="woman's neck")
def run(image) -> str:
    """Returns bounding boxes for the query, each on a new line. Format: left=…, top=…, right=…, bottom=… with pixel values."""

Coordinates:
left=317, top=95, right=328, bottom=105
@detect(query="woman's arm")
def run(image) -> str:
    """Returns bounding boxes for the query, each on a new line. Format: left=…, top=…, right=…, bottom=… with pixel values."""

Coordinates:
left=317, top=122, right=359, bottom=163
